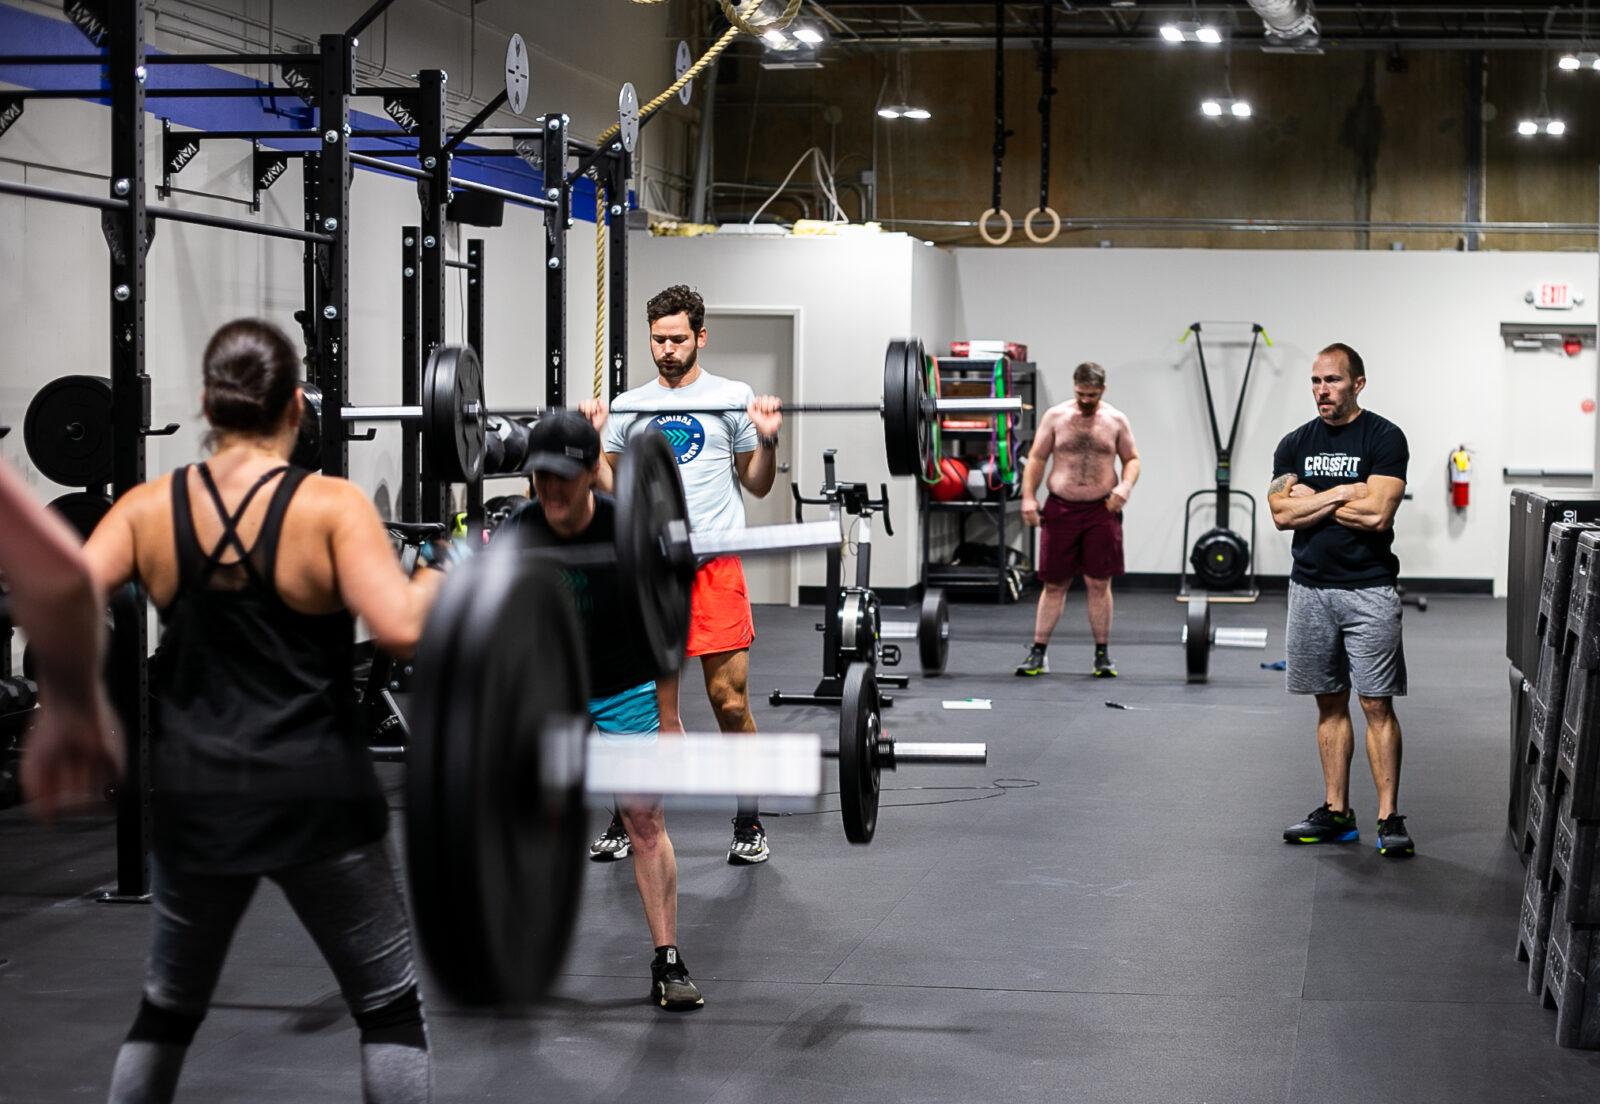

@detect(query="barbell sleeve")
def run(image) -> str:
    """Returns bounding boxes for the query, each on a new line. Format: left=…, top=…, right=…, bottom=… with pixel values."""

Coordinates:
left=585, top=732, right=823, bottom=798
left=881, top=741, right=989, bottom=767
left=342, top=405, right=423, bottom=421
left=687, top=519, right=842, bottom=559
left=931, top=397, right=1024, bottom=414
left=341, top=402, right=482, bottom=422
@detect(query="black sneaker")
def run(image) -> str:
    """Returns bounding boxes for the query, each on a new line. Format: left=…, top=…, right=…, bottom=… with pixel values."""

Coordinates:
left=1014, top=646, right=1048, bottom=677
left=727, top=816, right=770, bottom=864
left=650, top=948, right=704, bottom=1011
left=1092, top=653, right=1118, bottom=678
left=1283, top=803, right=1359, bottom=844
left=1376, top=814, right=1415, bottom=857
left=589, top=815, right=631, bottom=862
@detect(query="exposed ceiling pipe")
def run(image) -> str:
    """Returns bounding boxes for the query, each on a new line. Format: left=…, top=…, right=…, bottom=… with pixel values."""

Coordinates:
left=1246, top=0, right=1319, bottom=44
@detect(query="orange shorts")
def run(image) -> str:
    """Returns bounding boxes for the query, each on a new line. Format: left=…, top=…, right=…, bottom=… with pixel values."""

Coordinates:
left=687, top=555, right=755, bottom=657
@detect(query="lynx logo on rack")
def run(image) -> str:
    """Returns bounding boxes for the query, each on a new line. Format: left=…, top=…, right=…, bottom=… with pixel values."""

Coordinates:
left=0, top=96, right=23, bottom=140
left=649, top=415, right=705, bottom=465
left=168, top=141, right=200, bottom=174
left=384, top=98, right=420, bottom=134
left=65, top=0, right=108, bottom=46
left=256, top=157, right=288, bottom=191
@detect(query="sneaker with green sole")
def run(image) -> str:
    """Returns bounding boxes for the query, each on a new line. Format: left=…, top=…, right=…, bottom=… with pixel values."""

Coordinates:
left=1376, top=813, right=1415, bottom=857
left=1283, top=803, right=1359, bottom=844
left=1014, top=646, right=1048, bottom=677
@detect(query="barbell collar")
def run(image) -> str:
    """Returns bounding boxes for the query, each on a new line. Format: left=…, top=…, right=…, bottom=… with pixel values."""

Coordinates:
left=585, top=732, right=823, bottom=798
left=687, top=519, right=842, bottom=560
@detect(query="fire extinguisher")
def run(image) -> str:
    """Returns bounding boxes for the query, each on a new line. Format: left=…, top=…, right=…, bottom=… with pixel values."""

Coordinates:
left=1449, top=445, right=1471, bottom=508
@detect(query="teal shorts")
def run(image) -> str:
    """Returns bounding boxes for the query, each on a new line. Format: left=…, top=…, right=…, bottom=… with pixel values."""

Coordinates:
left=588, top=681, right=659, bottom=740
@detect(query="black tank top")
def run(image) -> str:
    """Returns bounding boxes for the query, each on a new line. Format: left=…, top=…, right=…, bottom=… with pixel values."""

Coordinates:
left=149, top=463, right=387, bottom=874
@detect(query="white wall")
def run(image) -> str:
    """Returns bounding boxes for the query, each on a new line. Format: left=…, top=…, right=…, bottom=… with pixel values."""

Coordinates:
left=628, top=231, right=926, bottom=590
left=952, top=247, right=1599, bottom=594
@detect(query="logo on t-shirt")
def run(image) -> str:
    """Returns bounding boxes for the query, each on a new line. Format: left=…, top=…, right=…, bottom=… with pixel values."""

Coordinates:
left=650, top=414, right=705, bottom=464
left=1303, top=452, right=1362, bottom=480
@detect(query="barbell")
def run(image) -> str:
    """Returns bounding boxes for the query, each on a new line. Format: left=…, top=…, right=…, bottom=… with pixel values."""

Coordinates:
left=403, top=431, right=989, bottom=1005
left=293, top=338, right=1021, bottom=486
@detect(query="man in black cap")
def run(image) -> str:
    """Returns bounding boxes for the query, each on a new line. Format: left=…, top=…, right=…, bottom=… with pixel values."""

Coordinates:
left=494, top=410, right=702, bottom=1011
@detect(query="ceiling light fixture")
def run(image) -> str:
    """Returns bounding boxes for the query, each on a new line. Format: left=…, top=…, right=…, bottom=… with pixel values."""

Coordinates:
left=1200, top=48, right=1251, bottom=123
left=875, top=49, right=931, bottom=122
left=1522, top=51, right=1566, bottom=137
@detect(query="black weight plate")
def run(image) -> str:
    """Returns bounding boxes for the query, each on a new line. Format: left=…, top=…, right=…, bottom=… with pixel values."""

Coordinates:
left=883, top=339, right=918, bottom=478
left=406, top=548, right=591, bottom=1005
left=1186, top=591, right=1211, bottom=684
left=838, top=588, right=882, bottom=666
left=47, top=491, right=112, bottom=540
left=291, top=382, right=323, bottom=471
left=918, top=587, right=949, bottom=675
left=615, top=431, right=692, bottom=674
left=911, top=339, right=935, bottom=482
left=24, top=375, right=114, bottom=487
left=1189, top=526, right=1250, bottom=591
left=839, top=661, right=881, bottom=844
left=422, top=345, right=486, bottom=483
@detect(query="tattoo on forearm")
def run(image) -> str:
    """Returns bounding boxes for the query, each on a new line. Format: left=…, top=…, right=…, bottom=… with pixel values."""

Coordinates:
left=1268, top=474, right=1294, bottom=497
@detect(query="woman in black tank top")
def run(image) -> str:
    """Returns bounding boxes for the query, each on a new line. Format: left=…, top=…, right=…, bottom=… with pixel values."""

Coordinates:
left=82, top=320, right=443, bottom=1104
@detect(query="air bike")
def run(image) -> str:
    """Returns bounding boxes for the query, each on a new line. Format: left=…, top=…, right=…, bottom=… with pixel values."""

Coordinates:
left=1178, top=321, right=1270, bottom=682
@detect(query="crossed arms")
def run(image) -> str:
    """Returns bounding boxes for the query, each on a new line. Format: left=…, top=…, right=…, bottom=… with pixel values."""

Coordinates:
left=1267, top=472, right=1405, bottom=532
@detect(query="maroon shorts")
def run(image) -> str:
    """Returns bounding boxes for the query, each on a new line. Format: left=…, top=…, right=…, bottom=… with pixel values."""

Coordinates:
left=1037, top=496, right=1124, bottom=582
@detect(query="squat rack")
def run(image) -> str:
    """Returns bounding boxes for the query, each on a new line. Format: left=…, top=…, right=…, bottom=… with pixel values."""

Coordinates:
left=0, top=0, right=636, bottom=896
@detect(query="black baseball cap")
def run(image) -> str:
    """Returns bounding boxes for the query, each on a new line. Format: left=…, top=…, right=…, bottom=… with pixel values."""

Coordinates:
left=523, top=409, right=601, bottom=477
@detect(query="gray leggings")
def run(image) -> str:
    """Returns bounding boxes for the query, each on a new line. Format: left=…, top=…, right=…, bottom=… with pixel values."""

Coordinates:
left=108, top=840, right=429, bottom=1103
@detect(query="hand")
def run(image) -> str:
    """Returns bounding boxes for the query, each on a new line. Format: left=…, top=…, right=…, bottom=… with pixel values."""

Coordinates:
left=747, top=395, right=783, bottom=440
left=1342, top=481, right=1369, bottom=503
left=20, top=686, right=123, bottom=824
left=1021, top=498, right=1041, bottom=527
left=1105, top=489, right=1127, bottom=514
left=577, top=397, right=608, bottom=432
left=1288, top=482, right=1314, bottom=498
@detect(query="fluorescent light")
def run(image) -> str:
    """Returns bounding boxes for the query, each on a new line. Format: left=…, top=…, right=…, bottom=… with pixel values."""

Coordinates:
left=1231, top=100, right=1252, bottom=117
left=1160, top=24, right=1185, bottom=43
left=793, top=27, right=824, bottom=45
left=1196, top=26, right=1222, bottom=45
left=1559, top=54, right=1582, bottom=70
left=901, top=106, right=931, bottom=120
left=1546, top=119, right=1567, bottom=135
left=1201, top=100, right=1223, bottom=117
left=762, top=29, right=787, bottom=47
left=877, top=106, right=901, bottom=119
left=1517, top=119, right=1539, bottom=135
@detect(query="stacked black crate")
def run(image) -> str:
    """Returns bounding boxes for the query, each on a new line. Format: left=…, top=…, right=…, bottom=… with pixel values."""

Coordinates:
left=1541, top=530, right=1600, bottom=1048
left=1517, top=523, right=1595, bottom=993
left=1509, top=492, right=1600, bottom=850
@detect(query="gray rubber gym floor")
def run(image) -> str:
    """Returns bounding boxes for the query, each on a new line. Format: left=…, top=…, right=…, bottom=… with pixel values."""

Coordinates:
left=3, top=589, right=1598, bottom=1102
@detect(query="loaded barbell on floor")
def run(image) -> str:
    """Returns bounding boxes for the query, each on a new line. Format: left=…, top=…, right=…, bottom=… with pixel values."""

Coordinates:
left=1181, top=590, right=1269, bottom=683
left=403, top=431, right=988, bottom=1005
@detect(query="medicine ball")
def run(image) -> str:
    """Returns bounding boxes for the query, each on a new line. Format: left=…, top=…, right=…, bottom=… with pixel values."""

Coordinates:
left=931, top=457, right=969, bottom=502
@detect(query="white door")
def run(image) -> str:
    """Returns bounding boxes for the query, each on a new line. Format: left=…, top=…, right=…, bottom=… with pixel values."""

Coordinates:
left=704, top=311, right=795, bottom=605
left=1502, top=345, right=1597, bottom=477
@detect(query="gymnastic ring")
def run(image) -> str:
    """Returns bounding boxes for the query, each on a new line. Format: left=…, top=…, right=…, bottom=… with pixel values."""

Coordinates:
left=1023, top=206, right=1061, bottom=244
left=978, top=208, right=1013, bottom=245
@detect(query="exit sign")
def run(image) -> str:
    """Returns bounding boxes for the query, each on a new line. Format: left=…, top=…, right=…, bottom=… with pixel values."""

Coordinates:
left=1532, top=282, right=1579, bottom=310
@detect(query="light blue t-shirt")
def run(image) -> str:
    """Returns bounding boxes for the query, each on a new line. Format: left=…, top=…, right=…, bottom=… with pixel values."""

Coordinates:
left=603, top=369, right=759, bottom=534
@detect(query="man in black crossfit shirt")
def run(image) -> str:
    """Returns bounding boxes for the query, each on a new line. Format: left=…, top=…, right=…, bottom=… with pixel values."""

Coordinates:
left=496, top=411, right=703, bottom=1010
left=1268, top=343, right=1415, bottom=857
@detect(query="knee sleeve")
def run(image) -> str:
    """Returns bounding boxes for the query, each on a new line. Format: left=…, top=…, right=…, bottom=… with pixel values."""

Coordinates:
left=127, top=997, right=205, bottom=1047
left=354, top=985, right=427, bottom=1049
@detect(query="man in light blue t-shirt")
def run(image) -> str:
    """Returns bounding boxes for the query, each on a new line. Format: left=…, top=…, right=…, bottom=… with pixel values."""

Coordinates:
left=582, top=285, right=785, bottom=866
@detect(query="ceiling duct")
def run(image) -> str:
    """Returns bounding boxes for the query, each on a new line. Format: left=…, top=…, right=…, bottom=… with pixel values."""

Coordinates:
left=1247, top=0, right=1319, bottom=48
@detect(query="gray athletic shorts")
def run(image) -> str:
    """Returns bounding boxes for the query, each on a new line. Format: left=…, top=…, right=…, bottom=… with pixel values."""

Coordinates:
left=1285, top=581, right=1407, bottom=698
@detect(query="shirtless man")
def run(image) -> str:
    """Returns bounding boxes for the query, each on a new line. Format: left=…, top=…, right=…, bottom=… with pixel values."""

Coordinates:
left=1017, top=361, right=1140, bottom=677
